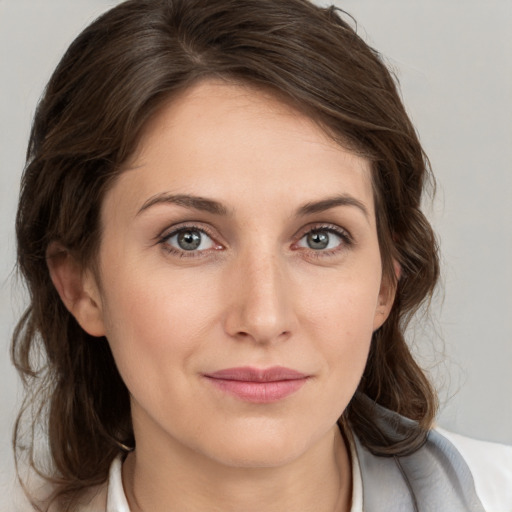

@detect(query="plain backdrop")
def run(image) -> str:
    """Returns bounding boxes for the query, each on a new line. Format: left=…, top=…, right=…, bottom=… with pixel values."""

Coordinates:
left=1, top=0, right=511, bottom=509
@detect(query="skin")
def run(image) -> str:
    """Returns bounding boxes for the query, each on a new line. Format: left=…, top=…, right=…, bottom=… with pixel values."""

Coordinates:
left=49, top=80, right=395, bottom=512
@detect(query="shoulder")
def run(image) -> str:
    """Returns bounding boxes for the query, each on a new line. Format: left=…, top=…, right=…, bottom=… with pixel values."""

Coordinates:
left=11, top=478, right=108, bottom=512
left=435, top=427, right=512, bottom=512
left=351, top=397, right=512, bottom=512
left=48, top=484, right=108, bottom=512
left=73, top=484, right=108, bottom=512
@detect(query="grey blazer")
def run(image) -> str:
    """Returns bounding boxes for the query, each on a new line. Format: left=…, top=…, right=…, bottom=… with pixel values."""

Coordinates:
left=353, top=398, right=485, bottom=512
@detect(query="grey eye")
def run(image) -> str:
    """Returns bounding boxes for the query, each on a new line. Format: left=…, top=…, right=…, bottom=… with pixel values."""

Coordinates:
left=166, top=228, right=215, bottom=251
left=298, top=229, right=343, bottom=251
left=177, top=230, right=202, bottom=250
left=307, top=231, right=329, bottom=250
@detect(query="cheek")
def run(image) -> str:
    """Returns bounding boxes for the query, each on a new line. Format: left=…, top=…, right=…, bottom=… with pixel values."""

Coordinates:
left=300, top=265, right=381, bottom=382
left=303, top=265, right=382, bottom=337
left=99, top=266, right=218, bottom=391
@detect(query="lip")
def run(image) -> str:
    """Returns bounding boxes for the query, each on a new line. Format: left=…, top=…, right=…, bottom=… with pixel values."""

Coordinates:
left=203, top=366, right=310, bottom=403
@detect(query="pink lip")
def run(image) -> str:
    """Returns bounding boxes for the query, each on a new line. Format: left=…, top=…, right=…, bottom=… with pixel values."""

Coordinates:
left=203, top=366, right=310, bottom=403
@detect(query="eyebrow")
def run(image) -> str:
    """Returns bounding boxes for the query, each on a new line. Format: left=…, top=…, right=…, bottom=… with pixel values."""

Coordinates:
left=297, top=195, right=370, bottom=220
left=136, top=192, right=369, bottom=220
left=137, top=193, right=230, bottom=216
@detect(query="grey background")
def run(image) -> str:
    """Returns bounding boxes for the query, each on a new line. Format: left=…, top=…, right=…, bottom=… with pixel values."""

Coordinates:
left=1, top=0, right=511, bottom=509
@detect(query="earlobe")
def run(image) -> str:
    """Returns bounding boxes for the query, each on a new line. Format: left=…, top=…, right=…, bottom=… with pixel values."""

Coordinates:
left=46, top=242, right=106, bottom=337
left=373, top=261, right=400, bottom=331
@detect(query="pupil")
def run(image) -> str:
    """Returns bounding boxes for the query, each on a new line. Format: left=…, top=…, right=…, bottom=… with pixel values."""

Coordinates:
left=307, top=231, right=329, bottom=250
left=177, top=230, right=201, bottom=250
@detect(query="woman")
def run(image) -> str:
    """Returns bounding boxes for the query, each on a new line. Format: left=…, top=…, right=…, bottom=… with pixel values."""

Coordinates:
left=11, top=0, right=511, bottom=511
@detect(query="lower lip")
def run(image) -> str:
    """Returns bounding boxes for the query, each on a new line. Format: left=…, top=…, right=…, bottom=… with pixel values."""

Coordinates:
left=204, top=377, right=309, bottom=403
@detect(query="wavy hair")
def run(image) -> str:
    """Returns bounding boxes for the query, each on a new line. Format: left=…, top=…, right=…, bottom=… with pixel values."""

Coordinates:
left=12, top=0, right=439, bottom=509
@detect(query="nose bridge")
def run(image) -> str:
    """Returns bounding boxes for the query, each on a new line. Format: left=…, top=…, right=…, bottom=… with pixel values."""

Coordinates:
left=224, top=244, right=294, bottom=343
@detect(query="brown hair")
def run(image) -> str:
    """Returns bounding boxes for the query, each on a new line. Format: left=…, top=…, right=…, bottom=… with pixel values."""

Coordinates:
left=13, top=0, right=439, bottom=509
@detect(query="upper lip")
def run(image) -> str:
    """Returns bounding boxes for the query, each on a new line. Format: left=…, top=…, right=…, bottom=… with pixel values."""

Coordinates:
left=204, top=366, right=308, bottom=382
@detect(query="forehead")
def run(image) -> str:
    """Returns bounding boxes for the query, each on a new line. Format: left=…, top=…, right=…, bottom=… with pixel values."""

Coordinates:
left=108, top=79, right=375, bottom=220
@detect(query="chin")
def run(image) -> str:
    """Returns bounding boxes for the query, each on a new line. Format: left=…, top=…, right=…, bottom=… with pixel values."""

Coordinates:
left=199, top=423, right=315, bottom=469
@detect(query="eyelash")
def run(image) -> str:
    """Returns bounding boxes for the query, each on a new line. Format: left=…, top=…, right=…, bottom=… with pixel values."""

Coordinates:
left=295, top=224, right=354, bottom=259
left=157, top=223, right=353, bottom=259
left=157, top=224, right=219, bottom=258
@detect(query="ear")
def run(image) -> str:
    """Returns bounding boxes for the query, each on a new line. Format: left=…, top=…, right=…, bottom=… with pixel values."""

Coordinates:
left=373, top=260, right=401, bottom=331
left=46, top=242, right=106, bottom=337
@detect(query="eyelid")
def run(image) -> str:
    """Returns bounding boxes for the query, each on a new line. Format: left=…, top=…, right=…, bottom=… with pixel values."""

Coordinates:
left=294, top=223, right=352, bottom=242
left=291, top=223, right=354, bottom=255
left=157, top=222, right=224, bottom=256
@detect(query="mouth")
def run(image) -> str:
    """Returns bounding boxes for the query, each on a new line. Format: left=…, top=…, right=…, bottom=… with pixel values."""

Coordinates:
left=202, top=366, right=310, bottom=403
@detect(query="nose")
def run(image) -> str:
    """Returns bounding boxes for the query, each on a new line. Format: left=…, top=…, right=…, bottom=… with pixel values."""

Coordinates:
left=223, top=250, right=296, bottom=344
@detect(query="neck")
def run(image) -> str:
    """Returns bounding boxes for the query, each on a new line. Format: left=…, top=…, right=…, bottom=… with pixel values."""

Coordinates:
left=122, top=423, right=352, bottom=512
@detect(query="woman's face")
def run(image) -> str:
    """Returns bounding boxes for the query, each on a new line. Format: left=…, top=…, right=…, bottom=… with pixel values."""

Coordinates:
left=88, top=80, right=394, bottom=467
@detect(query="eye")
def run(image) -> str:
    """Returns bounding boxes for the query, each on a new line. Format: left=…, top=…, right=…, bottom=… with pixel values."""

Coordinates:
left=296, top=227, right=348, bottom=252
left=163, top=227, right=216, bottom=253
